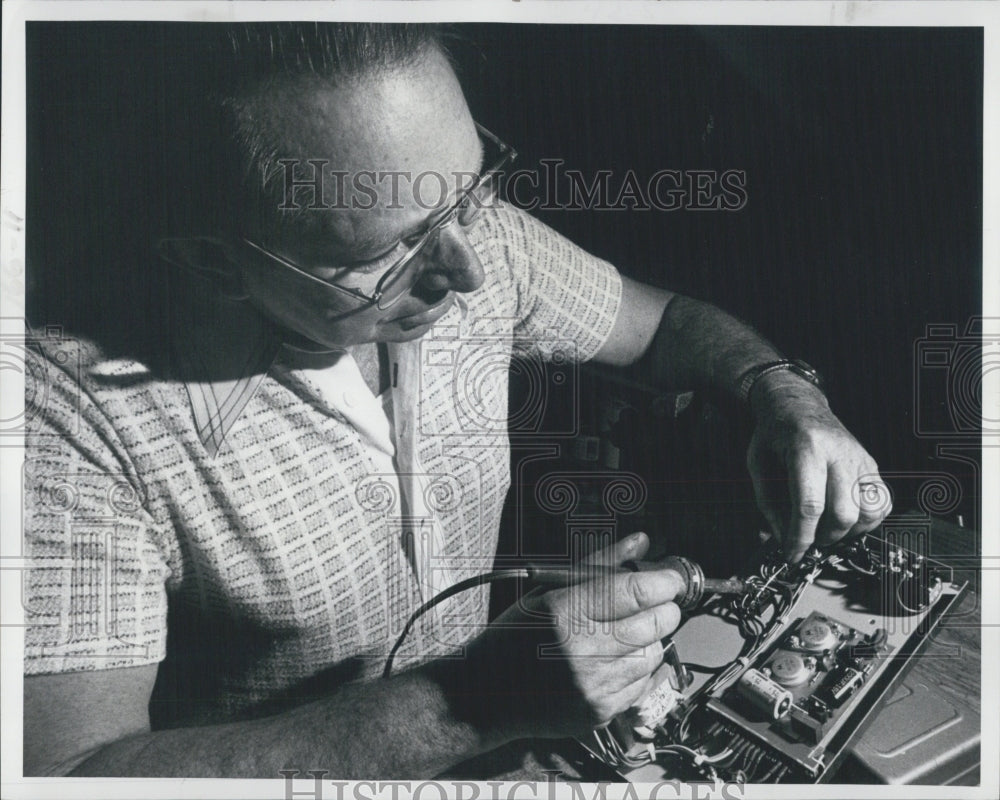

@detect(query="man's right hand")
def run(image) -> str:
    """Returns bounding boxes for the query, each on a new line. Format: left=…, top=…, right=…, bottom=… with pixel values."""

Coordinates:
left=457, top=532, right=684, bottom=740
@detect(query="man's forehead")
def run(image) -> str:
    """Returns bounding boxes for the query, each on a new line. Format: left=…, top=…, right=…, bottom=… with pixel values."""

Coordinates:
left=256, top=47, right=474, bottom=172
left=250, top=48, right=482, bottom=258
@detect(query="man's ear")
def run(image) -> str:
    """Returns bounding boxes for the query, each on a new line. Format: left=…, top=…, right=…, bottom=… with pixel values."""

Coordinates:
left=156, top=236, right=249, bottom=300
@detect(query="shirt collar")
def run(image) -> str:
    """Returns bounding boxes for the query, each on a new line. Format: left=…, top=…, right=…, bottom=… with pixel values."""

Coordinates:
left=183, top=344, right=277, bottom=458
left=171, top=281, right=281, bottom=458
left=172, top=281, right=470, bottom=458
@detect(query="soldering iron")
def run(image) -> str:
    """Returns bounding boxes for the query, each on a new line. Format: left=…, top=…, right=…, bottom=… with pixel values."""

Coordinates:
left=524, top=555, right=747, bottom=611
left=384, top=555, right=746, bottom=676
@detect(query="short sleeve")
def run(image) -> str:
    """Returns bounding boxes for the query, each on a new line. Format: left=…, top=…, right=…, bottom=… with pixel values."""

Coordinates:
left=22, top=339, right=171, bottom=675
left=470, top=203, right=623, bottom=362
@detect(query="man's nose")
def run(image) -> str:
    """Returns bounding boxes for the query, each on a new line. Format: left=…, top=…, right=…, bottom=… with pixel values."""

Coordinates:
left=418, top=224, right=485, bottom=294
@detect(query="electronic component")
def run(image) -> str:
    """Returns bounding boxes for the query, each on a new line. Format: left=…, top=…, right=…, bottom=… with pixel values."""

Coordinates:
left=717, top=611, right=887, bottom=745
left=797, top=617, right=840, bottom=652
left=736, top=669, right=793, bottom=719
left=382, top=525, right=969, bottom=784
left=625, top=661, right=685, bottom=738
left=767, top=651, right=815, bottom=688
left=818, top=665, right=865, bottom=707
left=580, top=532, right=968, bottom=784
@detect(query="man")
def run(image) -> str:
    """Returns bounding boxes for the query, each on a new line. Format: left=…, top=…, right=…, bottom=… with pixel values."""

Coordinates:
left=22, top=23, right=889, bottom=778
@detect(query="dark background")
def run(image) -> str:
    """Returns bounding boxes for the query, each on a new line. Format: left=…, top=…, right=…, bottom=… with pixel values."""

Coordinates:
left=446, top=25, right=984, bottom=572
left=26, top=24, right=983, bottom=565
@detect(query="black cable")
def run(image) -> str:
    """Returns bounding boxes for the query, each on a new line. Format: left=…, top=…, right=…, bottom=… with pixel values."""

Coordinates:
left=382, top=568, right=529, bottom=678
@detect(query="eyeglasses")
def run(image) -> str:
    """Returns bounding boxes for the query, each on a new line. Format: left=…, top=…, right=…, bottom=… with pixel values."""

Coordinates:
left=239, top=123, right=516, bottom=311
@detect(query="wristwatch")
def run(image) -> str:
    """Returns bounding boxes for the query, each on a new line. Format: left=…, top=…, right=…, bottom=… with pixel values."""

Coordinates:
left=736, top=359, right=825, bottom=403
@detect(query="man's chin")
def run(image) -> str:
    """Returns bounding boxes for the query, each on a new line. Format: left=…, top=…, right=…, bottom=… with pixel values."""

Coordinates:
left=377, top=321, right=437, bottom=342
left=376, top=293, right=455, bottom=340
left=276, top=323, right=434, bottom=350
left=277, top=327, right=346, bottom=354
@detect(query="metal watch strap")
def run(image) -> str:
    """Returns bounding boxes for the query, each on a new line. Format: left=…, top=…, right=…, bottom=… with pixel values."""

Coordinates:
left=736, top=359, right=825, bottom=403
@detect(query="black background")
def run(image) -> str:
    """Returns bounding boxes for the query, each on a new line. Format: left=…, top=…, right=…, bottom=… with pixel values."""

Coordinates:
left=448, top=25, right=983, bottom=551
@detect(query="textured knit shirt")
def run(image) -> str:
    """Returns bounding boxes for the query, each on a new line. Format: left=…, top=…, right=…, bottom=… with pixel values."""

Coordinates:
left=23, top=203, right=623, bottom=727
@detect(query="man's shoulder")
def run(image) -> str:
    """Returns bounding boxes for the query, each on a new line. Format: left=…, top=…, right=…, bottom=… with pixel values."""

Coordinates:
left=27, top=324, right=177, bottom=396
left=25, top=324, right=105, bottom=374
left=23, top=324, right=191, bottom=445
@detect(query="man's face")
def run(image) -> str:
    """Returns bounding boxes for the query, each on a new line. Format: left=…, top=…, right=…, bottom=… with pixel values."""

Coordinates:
left=235, top=46, right=486, bottom=349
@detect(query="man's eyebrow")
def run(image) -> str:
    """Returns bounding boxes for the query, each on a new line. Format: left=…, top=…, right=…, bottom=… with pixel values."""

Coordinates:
left=335, top=140, right=488, bottom=262
left=347, top=214, right=432, bottom=261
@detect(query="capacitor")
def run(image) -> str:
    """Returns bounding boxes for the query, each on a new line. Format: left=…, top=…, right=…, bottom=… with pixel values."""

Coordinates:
left=736, top=668, right=793, bottom=719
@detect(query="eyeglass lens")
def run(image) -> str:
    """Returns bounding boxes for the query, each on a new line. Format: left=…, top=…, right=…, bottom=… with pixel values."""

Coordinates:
left=374, top=177, right=498, bottom=308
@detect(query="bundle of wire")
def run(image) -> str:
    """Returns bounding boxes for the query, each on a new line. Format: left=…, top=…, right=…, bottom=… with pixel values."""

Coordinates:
left=837, top=535, right=942, bottom=614
left=587, top=548, right=831, bottom=780
left=382, top=544, right=842, bottom=782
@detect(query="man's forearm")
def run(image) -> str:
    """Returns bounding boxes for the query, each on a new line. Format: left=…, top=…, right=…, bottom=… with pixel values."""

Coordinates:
left=68, top=661, right=502, bottom=779
left=634, top=294, right=784, bottom=398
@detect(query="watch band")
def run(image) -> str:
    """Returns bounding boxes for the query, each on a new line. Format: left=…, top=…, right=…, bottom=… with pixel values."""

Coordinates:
left=736, top=359, right=825, bottom=403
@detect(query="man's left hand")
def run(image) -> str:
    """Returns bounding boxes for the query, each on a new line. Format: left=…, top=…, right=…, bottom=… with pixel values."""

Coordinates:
left=746, top=371, right=891, bottom=563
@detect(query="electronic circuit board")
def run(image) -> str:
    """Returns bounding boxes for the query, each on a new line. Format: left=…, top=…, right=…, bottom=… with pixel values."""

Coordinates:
left=581, top=534, right=970, bottom=783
